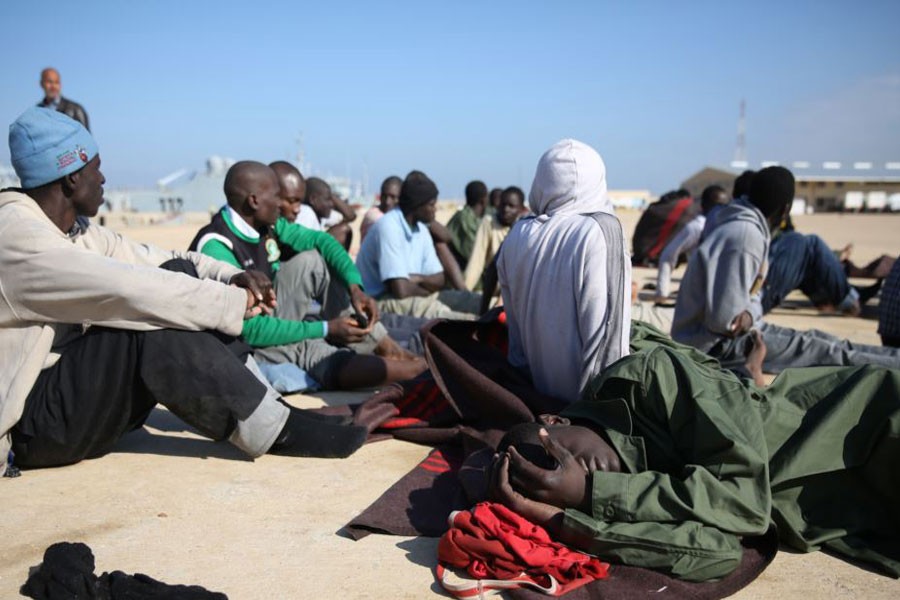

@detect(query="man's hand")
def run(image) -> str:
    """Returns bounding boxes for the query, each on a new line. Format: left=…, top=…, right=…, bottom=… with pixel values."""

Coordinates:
left=326, top=317, right=368, bottom=345
left=729, top=310, right=753, bottom=337
left=231, top=271, right=276, bottom=317
left=348, top=284, right=378, bottom=328
left=488, top=453, right=564, bottom=533
left=506, top=429, right=592, bottom=513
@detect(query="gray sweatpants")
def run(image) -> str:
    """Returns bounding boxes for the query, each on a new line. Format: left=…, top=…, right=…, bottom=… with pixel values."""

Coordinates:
left=253, top=251, right=387, bottom=387
left=713, top=321, right=900, bottom=375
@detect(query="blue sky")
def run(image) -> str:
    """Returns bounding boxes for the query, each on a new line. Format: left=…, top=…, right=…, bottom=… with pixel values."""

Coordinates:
left=2, top=0, right=899, bottom=196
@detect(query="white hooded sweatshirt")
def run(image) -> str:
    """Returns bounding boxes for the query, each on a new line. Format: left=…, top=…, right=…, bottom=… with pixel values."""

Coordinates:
left=497, top=139, right=631, bottom=403
left=0, top=189, right=247, bottom=475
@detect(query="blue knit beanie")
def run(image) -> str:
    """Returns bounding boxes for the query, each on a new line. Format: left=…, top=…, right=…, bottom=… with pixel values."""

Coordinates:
left=9, top=107, right=98, bottom=189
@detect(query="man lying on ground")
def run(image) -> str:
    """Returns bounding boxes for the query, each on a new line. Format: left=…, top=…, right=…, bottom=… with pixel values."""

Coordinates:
left=190, top=161, right=425, bottom=390
left=1, top=109, right=368, bottom=475
left=488, top=336, right=900, bottom=581
left=672, top=165, right=900, bottom=373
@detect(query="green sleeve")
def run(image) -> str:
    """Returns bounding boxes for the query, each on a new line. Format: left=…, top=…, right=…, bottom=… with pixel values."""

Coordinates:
left=196, top=238, right=242, bottom=269
left=559, top=511, right=744, bottom=582
left=196, top=235, right=326, bottom=346
left=275, top=218, right=363, bottom=288
left=241, top=315, right=325, bottom=347
left=559, top=347, right=773, bottom=581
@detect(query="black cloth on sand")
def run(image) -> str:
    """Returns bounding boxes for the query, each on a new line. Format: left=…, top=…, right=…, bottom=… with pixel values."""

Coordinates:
left=21, top=541, right=227, bottom=599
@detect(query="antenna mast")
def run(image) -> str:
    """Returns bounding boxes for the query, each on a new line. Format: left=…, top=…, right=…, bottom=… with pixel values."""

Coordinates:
left=733, top=99, right=747, bottom=167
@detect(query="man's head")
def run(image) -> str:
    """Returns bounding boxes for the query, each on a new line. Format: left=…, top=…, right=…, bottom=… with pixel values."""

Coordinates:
left=464, top=180, right=488, bottom=210
left=224, top=161, right=281, bottom=228
left=748, top=166, right=795, bottom=230
left=529, top=139, right=611, bottom=217
left=9, top=107, right=103, bottom=214
left=399, top=170, right=439, bottom=224
left=498, top=186, right=525, bottom=227
left=732, top=170, right=755, bottom=200
left=489, top=187, right=503, bottom=211
left=379, top=176, right=402, bottom=212
left=305, top=177, right=334, bottom=220
left=700, top=185, right=729, bottom=215
left=269, top=161, right=306, bottom=222
left=40, top=68, right=61, bottom=102
left=498, top=421, right=621, bottom=474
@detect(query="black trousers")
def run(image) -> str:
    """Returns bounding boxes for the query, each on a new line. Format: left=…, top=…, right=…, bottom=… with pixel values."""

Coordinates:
left=11, top=260, right=266, bottom=468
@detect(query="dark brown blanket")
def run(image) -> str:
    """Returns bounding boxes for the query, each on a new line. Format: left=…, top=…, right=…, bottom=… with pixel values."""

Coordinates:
left=343, top=317, right=778, bottom=598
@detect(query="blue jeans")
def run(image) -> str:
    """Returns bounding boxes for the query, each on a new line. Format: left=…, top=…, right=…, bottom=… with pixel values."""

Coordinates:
left=762, top=232, right=852, bottom=314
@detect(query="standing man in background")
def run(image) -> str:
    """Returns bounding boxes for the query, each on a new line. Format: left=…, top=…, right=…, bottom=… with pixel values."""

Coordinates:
left=37, top=68, right=89, bottom=131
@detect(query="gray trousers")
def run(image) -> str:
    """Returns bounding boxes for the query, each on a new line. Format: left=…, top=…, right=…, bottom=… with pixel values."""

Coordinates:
left=253, top=251, right=387, bottom=388
left=713, top=321, right=900, bottom=375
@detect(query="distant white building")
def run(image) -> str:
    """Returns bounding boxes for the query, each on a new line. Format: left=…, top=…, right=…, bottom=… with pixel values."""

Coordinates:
left=682, top=163, right=900, bottom=213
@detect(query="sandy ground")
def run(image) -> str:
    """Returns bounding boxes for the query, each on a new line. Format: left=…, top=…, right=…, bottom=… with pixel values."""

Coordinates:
left=2, top=209, right=898, bottom=598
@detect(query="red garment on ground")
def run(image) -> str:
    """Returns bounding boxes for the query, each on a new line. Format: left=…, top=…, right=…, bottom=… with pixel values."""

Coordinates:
left=438, top=502, right=610, bottom=597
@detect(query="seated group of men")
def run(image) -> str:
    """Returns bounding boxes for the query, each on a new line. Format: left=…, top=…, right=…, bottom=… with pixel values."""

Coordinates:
left=1, top=109, right=897, bottom=583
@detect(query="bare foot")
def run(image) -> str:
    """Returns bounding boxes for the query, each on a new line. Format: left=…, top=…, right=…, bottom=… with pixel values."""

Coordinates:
left=817, top=301, right=860, bottom=317
left=745, top=329, right=767, bottom=387
left=838, top=243, right=853, bottom=263
left=374, top=335, right=419, bottom=361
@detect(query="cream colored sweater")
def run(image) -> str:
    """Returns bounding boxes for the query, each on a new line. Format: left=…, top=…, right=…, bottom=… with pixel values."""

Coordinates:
left=0, top=190, right=247, bottom=475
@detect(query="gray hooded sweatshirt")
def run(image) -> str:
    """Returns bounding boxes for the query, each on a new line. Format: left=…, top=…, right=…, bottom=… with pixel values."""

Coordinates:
left=497, top=139, right=631, bottom=403
left=671, top=198, right=768, bottom=352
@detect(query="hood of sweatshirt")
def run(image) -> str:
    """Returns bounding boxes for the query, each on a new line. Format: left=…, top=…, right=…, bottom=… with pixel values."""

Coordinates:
left=706, top=197, right=769, bottom=240
left=528, top=139, right=613, bottom=218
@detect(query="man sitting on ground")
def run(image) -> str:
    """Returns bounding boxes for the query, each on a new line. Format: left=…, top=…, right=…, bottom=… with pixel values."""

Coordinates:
left=296, top=176, right=357, bottom=250
left=269, top=160, right=306, bottom=223
left=463, top=185, right=525, bottom=291
left=496, top=139, right=631, bottom=403
left=190, top=161, right=425, bottom=390
left=762, top=214, right=887, bottom=316
left=361, top=175, right=401, bottom=242
left=488, top=339, right=900, bottom=581
left=487, top=187, right=503, bottom=217
left=1, top=109, right=368, bottom=475
left=356, top=170, right=482, bottom=319
left=447, top=180, right=489, bottom=269
left=672, top=165, right=900, bottom=373
left=879, top=255, right=900, bottom=348
left=654, top=185, right=730, bottom=303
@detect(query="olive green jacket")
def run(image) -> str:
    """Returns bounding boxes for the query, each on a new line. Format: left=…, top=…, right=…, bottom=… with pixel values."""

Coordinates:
left=558, top=323, right=900, bottom=581
left=446, top=206, right=482, bottom=265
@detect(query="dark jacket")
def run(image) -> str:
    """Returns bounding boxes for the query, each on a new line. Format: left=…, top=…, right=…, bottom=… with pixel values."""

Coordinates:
left=38, top=96, right=90, bottom=131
